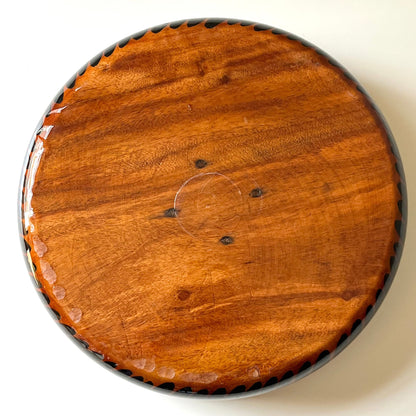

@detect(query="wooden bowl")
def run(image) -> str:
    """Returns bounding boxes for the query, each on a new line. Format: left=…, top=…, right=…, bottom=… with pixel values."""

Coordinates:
left=19, top=18, right=407, bottom=397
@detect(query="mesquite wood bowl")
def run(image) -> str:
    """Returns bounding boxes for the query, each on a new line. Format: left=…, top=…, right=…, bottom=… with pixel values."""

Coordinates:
left=19, top=18, right=406, bottom=398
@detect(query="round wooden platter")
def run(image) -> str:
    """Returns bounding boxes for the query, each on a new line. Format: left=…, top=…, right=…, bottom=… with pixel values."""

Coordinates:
left=20, top=18, right=406, bottom=397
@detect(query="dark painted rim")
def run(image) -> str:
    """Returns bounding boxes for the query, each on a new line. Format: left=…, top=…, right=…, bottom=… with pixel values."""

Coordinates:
left=18, top=17, right=407, bottom=399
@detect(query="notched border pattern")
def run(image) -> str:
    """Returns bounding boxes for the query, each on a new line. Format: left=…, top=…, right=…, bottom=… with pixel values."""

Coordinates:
left=19, top=17, right=407, bottom=398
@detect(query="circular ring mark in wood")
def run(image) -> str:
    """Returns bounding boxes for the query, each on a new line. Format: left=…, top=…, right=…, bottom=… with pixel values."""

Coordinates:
left=174, top=172, right=243, bottom=241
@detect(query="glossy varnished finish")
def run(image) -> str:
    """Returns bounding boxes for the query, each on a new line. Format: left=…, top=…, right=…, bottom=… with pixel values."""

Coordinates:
left=20, top=19, right=406, bottom=396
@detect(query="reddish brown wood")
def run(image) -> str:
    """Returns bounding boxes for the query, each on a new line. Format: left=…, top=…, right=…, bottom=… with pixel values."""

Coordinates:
left=20, top=19, right=404, bottom=395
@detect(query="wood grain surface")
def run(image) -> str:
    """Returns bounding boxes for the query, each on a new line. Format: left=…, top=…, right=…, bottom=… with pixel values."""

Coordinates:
left=20, top=19, right=406, bottom=396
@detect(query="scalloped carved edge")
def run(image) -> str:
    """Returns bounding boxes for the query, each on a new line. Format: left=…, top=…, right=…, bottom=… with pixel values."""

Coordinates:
left=18, top=17, right=407, bottom=398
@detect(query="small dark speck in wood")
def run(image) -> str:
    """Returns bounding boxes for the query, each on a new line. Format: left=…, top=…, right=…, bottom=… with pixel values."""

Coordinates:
left=220, top=236, right=234, bottom=245
left=219, top=74, right=230, bottom=84
left=195, top=159, right=208, bottom=169
left=164, top=208, right=178, bottom=218
left=177, top=290, right=191, bottom=301
left=249, top=188, right=263, bottom=198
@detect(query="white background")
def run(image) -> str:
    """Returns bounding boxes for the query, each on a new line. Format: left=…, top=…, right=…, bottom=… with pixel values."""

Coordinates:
left=1, top=1, right=415, bottom=415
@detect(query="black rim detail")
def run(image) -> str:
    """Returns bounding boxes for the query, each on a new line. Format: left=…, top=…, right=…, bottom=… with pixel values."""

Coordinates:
left=230, top=385, right=246, bottom=394
left=187, top=18, right=204, bottom=27
left=55, top=91, right=64, bottom=104
left=62, top=324, right=76, bottom=336
left=227, top=19, right=240, bottom=25
left=178, top=387, right=193, bottom=393
left=299, top=361, right=312, bottom=372
left=50, top=308, right=61, bottom=320
left=151, top=24, right=166, bottom=34
left=66, top=76, right=76, bottom=89
left=78, top=64, right=87, bottom=76
left=158, top=382, right=175, bottom=390
left=205, top=18, right=223, bottom=28
left=23, top=239, right=31, bottom=251
left=351, top=319, right=362, bottom=333
left=91, top=351, right=104, bottom=360
left=104, top=361, right=117, bottom=368
left=169, top=20, right=186, bottom=29
left=337, top=333, right=348, bottom=347
left=118, top=37, right=130, bottom=48
left=280, top=371, right=294, bottom=381
left=41, top=292, right=50, bottom=304
left=76, top=338, right=89, bottom=349
left=89, top=53, right=102, bottom=67
left=132, top=30, right=146, bottom=40
left=247, top=382, right=262, bottom=391
left=212, top=388, right=227, bottom=394
left=104, top=44, right=117, bottom=57
left=317, top=350, right=330, bottom=361
left=254, top=23, right=272, bottom=31
left=264, top=377, right=278, bottom=387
